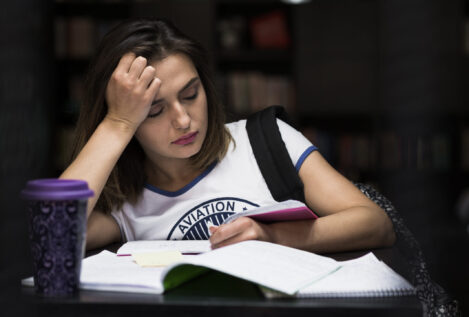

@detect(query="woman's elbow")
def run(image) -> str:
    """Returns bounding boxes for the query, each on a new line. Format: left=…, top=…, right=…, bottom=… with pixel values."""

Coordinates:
left=378, top=211, right=396, bottom=247
left=85, top=211, right=121, bottom=251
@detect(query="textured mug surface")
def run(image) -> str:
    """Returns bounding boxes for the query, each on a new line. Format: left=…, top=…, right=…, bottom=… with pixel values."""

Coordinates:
left=27, top=199, right=87, bottom=295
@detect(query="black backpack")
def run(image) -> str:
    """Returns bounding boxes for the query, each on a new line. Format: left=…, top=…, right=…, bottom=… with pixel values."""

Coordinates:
left=246, top=105, right=460, bottom=317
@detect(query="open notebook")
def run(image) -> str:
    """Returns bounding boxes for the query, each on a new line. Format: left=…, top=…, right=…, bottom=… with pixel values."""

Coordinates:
left=263, top=252, right=415, bottom=298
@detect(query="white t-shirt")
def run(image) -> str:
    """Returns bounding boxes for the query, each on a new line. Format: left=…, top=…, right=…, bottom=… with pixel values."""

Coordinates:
left=111, top=119, right=317, bottom=241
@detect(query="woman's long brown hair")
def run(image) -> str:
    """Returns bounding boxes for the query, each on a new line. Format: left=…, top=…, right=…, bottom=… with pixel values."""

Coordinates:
left=70, top=18, right=231, bottom=213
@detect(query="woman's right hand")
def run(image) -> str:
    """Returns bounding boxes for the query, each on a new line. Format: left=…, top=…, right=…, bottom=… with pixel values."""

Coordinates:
left=105, top=53, right=161, bottom=131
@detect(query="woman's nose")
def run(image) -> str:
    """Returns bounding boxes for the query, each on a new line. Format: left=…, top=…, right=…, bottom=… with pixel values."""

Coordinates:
left=171, top=103, right=191, bottom=130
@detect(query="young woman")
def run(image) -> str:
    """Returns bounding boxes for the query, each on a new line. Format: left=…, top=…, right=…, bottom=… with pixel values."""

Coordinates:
left=61, top=18, right=395, bottom=252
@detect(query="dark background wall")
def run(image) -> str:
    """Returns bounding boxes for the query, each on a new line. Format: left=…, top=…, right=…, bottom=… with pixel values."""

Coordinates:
left=0, top=1, right=54, bottom=315
left=1, top=0, right=468, bottom=314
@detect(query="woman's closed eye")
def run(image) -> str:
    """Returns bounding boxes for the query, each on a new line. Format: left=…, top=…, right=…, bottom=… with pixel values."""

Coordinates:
left=148, top=103, right=164, bottom=118
left=183, top=92, right=198, bottom=100
left=181, top=84, right=199, bottom=101
left=147, top=81, right=200, bottom=118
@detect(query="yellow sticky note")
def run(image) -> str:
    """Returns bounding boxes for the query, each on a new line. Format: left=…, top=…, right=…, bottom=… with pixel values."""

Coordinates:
left=133, top=250, right=183, bottom=267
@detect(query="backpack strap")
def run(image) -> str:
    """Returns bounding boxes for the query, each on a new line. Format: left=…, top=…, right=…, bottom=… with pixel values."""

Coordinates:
left=246, top=106, right=305, bottom=203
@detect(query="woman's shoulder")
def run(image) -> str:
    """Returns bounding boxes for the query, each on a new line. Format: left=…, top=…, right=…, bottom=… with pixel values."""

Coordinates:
left=225, top=119, right=246, bottom=132
left=225, top=117, right=303, bottom=140
left=225, top=119, right=248, bottom=141
left=223, top=117, right=306, bottom=143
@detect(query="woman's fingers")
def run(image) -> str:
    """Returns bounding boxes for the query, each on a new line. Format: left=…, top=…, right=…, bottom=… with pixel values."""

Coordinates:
left=105, top=53, right=160, bottom=130
left=115, top=52, right=136, bottom=74
left=139, top=65, right=157, bottom=88
left=128, top=56, right=148, bottom=80
left=211, top=230, right=255, bottom=249
left=146, top=76, right=161, bottom=99
left=209, top=223, right=238, bottom=245
left=210, top=217, right=268, bottom=249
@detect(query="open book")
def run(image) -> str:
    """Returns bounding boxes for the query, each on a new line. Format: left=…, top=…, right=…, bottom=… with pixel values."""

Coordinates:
left=23, top=241, right=339, bottom=295
left=22, top=241, right=414, bottom=297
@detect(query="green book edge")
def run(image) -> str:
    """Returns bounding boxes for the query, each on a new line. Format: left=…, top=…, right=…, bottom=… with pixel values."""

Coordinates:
left=163, top=264, right=210, bottom=291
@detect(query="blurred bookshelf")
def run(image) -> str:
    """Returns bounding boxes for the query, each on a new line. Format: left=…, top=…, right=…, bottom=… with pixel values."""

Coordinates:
left=51, top=0, right=469, bottom=193
left=53, top=1, right=130, bottom=122
left=213, top=1, right=295, bottom=119
left=52, top=0, right=132, bottom=171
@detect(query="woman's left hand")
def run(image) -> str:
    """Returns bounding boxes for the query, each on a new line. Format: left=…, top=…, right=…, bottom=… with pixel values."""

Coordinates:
left=209, top=217, right=273, bottom=249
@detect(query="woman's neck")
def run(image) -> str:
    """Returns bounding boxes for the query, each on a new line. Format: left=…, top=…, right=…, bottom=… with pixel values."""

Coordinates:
left=144, top=158, right=202, bottom=192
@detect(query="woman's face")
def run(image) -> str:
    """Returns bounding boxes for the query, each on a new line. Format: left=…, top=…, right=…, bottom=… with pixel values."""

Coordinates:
left=135, top=53, right=208, bottom=166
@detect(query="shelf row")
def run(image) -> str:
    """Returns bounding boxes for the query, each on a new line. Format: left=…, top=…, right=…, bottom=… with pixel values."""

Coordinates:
left=301, top=127, right=468, bottom=173
left=52, top=122, right=469, bottom=179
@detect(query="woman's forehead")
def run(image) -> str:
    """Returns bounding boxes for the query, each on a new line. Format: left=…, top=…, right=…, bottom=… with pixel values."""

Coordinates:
left=151, top=53, right=197, bottom=76
left=151, top=54, right=199, bottom=97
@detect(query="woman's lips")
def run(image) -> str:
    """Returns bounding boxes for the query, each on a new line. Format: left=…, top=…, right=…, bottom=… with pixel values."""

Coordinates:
left=172, top=132, right=198, bottom=145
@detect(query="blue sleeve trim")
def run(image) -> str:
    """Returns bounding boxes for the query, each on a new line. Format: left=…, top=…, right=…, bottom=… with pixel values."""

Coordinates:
left=295, top=145, right=318, bottom=172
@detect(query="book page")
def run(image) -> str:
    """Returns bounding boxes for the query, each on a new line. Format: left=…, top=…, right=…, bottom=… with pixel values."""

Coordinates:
left=80, top=250, right=166, bottom=294
left=164, top=240, right=340, bottom=295
left=117, top=240, right=212, bottom=255
left=297, top=252, right=415, bottom=297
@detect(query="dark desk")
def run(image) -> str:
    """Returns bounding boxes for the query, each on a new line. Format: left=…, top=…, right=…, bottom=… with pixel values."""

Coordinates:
left=21, top=245, right=422, bottom=317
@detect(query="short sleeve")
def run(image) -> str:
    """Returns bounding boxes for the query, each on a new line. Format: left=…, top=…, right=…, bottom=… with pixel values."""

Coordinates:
left=111, top=209, right=130, bottom=242
left=277, top=119, right=318, bottom=171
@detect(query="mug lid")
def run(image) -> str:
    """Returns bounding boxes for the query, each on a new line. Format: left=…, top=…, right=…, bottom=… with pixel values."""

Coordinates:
left=21, top=179, right=94, bottom=200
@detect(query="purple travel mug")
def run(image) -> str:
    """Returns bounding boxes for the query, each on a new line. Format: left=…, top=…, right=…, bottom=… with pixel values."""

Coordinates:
left=21, top=179, right=93, bottom=296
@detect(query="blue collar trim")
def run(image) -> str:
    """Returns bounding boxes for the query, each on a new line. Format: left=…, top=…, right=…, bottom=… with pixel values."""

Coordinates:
left=144, top=161, right=217, bottom=197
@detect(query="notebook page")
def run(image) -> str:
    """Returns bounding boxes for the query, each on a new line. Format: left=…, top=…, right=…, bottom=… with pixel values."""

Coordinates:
left=117, top=240, right=212, bottom=255
left=297, top=252, right=415, bottom=297
left=80, top=250, right=166, bottom=294
left=173, top=240, right=340, bottom=295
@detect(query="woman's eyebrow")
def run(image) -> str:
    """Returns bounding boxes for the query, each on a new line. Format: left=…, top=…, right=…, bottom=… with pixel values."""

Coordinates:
left=180, top=77, right=199, bottom=93
left=151, top=77, right=199, bottom=106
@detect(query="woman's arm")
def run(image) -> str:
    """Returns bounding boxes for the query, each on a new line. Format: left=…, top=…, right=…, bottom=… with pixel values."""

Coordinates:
left=60, top=53, right=161, bottom=218
left=86, top=210, right=122, bottom=251
left=210, top=151, right=396, bottom=253
left=61, top=54, right=160, bottom=250
left=267, top=151, right=395, bottom=253
left=60, top=118, right=136, bottom=217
